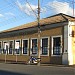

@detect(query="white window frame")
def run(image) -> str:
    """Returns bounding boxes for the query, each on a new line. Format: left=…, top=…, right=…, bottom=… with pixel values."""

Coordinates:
left=8, top=40, right=14, bottom=55
left=30, top=38, right=38, bottom=56
left=40, top=37, right=49, bottom=56
left=15, top=39, right=21, bottom=55
left=0, top=41, right=2, bottom=54
left=51, top=35, right=62, bottom=56
left=3, top=41, right=9, bottom=55
left=22, top=39, right=29, bottom=55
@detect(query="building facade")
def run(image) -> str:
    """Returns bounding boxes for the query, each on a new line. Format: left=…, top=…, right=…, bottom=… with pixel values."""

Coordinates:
left=0, top=13, right=75, bottom=65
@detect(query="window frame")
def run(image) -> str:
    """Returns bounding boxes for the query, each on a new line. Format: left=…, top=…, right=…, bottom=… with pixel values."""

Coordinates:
left=22, top=39, right=29, bottom=55
left=3, top=41, right=9, bottom=55
left=15, top=39, right=21, bottom=55
left=40, top=37, right=49, bottom=56
left=51, top=35, right=62, bottom=56
left=30, top=38, right=38, bottom=55
left=8, top=40, right=14, bottom=55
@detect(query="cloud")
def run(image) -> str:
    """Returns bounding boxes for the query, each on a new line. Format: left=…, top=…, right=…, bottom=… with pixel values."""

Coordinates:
left=0, top=14, right=4, bottom=17
left=5, top=12, right=15, bottom=17
left=16, top=0, right=46, bottom=17
left=23, top=3, right=38, bottom=16
left=47, top=0, right=73, bottom=16
left=16, top=0, right=74, bottom=17
left=0, top=12, right=15, bottom=20
left=16, top=0, right=38, bottom=16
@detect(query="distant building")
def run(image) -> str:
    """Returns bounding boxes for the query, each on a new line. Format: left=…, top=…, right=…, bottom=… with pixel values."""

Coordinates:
left=0, top=13, right=75, bottom=65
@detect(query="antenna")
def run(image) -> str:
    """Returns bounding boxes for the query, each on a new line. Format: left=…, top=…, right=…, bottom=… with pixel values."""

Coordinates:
left=72, top=0, right=75, bottom=16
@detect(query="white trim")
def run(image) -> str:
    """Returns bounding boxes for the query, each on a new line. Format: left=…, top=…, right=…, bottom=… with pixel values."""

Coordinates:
left=15, top=39, right=21, bottom=55
left=3, top=41, right=9, bottom=55
left=31, top=38, right=38, bottom=48
left=62, top=25, right=68, bottom=65
left=63, top=25, right=68, bottom=53
left=51, top=35, right=62, bottom=56
left=8, top=40, right=14, bottom=55
left=30, top=38, right=38, bottom=56
left=40, top=37, right=49, bottom=56
left=62, top=24, right=73, bottom=65
left=22, top=39, right=29, bottom=55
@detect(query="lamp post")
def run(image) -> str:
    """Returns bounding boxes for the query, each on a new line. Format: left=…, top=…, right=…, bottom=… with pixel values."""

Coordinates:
left=37, top=0, right=41, bottom=66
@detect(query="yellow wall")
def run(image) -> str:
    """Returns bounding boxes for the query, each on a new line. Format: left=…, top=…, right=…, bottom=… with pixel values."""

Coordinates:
left=0, top=27, right=62, bottom=40
left=72, top=26, right=75, bottom=65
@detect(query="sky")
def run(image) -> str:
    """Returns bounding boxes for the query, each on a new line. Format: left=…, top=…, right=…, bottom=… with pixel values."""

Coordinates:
left=0, top=0, right=74, bottom=31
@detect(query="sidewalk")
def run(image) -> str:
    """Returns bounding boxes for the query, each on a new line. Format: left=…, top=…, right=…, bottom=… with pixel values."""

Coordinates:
left=0, top=61, right=75, bottom=68
left=41, top=63, right=75, bottom=68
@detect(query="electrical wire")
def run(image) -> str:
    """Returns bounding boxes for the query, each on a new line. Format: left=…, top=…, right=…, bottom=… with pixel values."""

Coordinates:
left=25, top=0, right=38, bottom=18
left=0, top=0, right=74, bottom=29
left=0, top=0, right=36, bottom=28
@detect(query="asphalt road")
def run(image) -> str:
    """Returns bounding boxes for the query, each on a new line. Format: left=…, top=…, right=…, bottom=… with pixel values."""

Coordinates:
left=0, top=63, right=74, bottom=75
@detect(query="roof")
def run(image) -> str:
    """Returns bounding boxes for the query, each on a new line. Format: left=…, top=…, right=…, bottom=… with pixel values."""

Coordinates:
left=0, top=13, right=75, bottom=33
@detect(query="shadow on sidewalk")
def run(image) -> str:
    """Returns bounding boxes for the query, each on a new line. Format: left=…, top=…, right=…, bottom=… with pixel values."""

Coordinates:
left=0, top=70, right=31, bottom=75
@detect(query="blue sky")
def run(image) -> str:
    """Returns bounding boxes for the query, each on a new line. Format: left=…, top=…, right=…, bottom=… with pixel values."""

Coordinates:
left=0, top=0, right=74, bottom=31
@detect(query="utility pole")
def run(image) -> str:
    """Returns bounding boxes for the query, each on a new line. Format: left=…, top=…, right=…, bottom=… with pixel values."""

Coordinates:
left=37, top=0, right=41, bottom=66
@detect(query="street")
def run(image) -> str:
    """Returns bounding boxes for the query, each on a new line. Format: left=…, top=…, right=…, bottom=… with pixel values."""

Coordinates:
left=0, top=63, right=74, bottom=75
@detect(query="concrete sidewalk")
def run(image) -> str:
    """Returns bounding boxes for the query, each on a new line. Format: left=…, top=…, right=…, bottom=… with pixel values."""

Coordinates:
left=0, top=61, right=75, bottom=68
left=41, top=64, right=75, bottom=68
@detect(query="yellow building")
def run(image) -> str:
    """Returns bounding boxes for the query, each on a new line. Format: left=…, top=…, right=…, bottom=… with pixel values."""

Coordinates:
left=0, top=13, right=75, bottom=65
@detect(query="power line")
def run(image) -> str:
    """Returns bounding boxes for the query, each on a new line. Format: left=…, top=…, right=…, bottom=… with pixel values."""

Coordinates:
left=0, top=0, right=36, bottom=28
left=25, top=0, right=38, bottom=18
left=0, top=0, right=74, bottom=30
left=11, top=0, right=37, bottom=20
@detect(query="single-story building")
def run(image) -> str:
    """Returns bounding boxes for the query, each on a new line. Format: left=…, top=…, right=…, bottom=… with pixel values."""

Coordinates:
left=0, top=13, right=75, bottom=65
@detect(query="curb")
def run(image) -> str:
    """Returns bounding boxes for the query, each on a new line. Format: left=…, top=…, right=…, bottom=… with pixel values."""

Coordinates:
left=41, top=64, right=75, bottom=68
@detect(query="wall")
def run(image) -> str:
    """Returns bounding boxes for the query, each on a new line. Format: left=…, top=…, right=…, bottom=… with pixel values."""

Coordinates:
left=62, top=21, right=75, bottom=65
left=0, top=27, right=63, bottom=64
left=72, top=26, right=75, bottom=65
